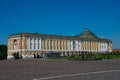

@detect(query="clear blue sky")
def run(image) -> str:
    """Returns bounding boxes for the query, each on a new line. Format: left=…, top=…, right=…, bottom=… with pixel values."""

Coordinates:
left=0, top=0, right=120, bottom=48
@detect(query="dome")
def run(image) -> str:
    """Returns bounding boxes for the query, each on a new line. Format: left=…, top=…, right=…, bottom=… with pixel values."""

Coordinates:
left=77, top=29, right=97, bottom=39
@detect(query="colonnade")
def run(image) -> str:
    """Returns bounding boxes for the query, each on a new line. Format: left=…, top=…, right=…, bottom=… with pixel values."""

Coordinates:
left=7, top=37, right=112, bottom=59
left=27, top=38, right=110, bottom=52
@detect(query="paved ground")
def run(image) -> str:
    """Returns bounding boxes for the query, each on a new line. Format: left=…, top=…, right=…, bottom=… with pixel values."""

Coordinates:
left=0, top=59, right=120, bottom=80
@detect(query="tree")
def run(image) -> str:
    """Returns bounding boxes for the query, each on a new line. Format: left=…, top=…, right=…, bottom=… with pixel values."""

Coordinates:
left=0, top=44, right=7, bottom=60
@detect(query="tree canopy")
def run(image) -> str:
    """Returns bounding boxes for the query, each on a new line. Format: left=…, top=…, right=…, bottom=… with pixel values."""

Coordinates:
left=0, top=44, right=7, bottom=60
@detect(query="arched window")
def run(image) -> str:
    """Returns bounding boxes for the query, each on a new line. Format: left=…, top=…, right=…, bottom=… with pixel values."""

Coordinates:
left=13, top=40, right=17, bottom=50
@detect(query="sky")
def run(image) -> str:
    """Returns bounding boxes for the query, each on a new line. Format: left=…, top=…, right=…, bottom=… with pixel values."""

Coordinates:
left=0, top=0, right=120, bottom=48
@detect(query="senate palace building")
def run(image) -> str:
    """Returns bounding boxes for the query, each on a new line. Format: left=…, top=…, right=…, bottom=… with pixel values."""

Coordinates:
left=7, top=29, right=112, bottom=59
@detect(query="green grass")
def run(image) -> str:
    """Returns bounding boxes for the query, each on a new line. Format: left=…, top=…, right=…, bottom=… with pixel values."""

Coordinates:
left=68, top=53, right=120, bottom=61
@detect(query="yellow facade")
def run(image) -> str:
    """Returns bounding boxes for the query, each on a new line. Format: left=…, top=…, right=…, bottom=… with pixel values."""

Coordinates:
left=7, top=29, right=112, bottom=59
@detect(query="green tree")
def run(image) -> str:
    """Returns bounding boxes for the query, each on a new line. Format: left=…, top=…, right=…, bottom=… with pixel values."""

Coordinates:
left=0, top=44, right=7, bottom=60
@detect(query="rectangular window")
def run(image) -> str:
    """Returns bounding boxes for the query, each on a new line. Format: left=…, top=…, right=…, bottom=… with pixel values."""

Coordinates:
left=34, top=43, right=36, bottom=50
left=38, top=43, right=39, bottom=49
left=30, top=43, right=32, bottom=49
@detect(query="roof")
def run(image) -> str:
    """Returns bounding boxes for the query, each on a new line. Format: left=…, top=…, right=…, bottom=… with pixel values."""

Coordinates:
left=8, top=29, right=112, bottom=42
left=76, top=29, right=97, bottom=39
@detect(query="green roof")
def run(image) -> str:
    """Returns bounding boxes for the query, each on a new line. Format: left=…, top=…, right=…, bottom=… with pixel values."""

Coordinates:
left=8, top=28, right=111, bottom=42
left=77, top=29, right=97, bottom=39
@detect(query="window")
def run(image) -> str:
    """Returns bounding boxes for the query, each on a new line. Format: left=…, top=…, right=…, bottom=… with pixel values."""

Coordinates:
left=30, top=43, right=32, bottom=49
left=38, top=43, right=39, bottom=49
left=34, top=43, right=36, bottom=49
left=13, top=40, right=17, bottom=50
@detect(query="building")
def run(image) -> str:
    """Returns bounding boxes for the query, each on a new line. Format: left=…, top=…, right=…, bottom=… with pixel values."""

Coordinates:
left=7, top=29, right=112, bottom=59
left=112, top=49, right=120, bottom=53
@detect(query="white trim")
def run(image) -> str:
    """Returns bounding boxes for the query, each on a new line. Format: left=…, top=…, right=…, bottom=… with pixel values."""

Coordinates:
left=7, top=56, right=14, bottom=59
left=22, top=55, right=34, bottom=59
left=8, top=49, right=28, bottom=52
left=8, top=50, right=21, bottom=52
left=9, top=37, right=21, bottom=39
left=8, top=49, right=109, bottom=53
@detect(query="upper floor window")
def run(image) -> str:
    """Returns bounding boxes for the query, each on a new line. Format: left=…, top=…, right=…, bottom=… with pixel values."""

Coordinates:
left=13, top=40, right=17, bottom=50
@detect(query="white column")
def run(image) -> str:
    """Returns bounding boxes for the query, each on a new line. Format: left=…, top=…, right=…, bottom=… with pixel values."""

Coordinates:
left=41, top=39, right=44, bottom=50
left=47, top=40, right=48, bottom=50
left=28, top=37, right=30, bottom=50
left=39, top=38, right=41, bottom=50
left=54, top=40, right=56, bottom=50
left=48, top=40, right=50, bottom=50
left=98, top=42, right=100, bottom=51
left=67, top=41, right=70, bottom=50
left=52, top=40, right=54, bottom=50
left=78, top=41, right=81, bottom=51
left=105, top=43, right=107, bottom=51
left=66, top=41, right=67, bottom=50
left=58, top=40, right=60, bottom=50
left=106, top=43, right=108, bottom=51
left=64, top=41, right=66, bottom=50
left=65, top=41, right=67, bottom=50
left=45, top=40, right=47, bottom=50
left=105, top=42, right=107, bottom=51
left=36, top=38, right=38, bottom=50
left=66, top=41, right=68, bottom=51
left=26, top=38, right=29, bottom=50
left=101, top=42, right=102, bottom=51
left=76, top=41, right=78, bottom=51
left=99, top=42, right=101, bottom=51
left=71, top=41, right=73, bottom=51
left=104, top=43, right=106, bottom=51
left=101, top=42, right=103, bottom=51
left=32, top=38, right=34, bottom=50
left=98, top=42, right=99, bottom=51
left=102, top=43, right=104, bottom=51
left=43, top=40, right=45, bottom=50
left=103, top=43, right=105, bottom=51
left=77, top=41, right=79, bottom=51
left=70, top=41, right=72, bottom=51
